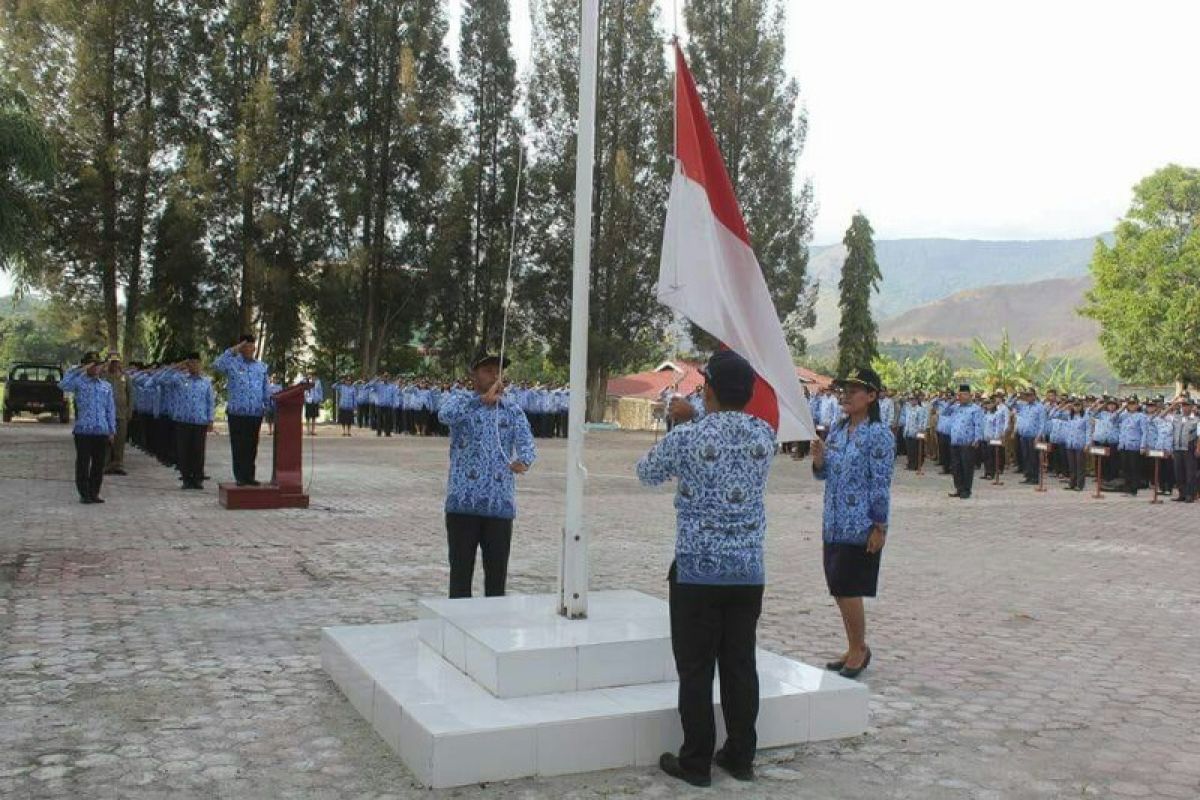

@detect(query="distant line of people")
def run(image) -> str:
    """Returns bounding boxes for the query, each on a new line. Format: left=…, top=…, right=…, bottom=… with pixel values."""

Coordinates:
left=806, top=384, right=1200, bottom=503
left=323, top=376, right=571, bottom=440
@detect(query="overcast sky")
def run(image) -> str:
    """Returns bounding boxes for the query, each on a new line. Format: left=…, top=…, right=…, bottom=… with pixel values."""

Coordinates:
left=453, top=0, right=1200, bottom=245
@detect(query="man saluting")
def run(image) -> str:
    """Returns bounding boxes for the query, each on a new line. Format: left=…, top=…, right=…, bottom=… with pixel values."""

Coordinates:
left=213, top=335, right=271, bottom=486
left=59, top=352, right=117, bottom=504
left=437, top=353, right=536, bottom=599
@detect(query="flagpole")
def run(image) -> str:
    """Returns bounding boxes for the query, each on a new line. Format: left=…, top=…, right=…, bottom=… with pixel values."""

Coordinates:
left=558, top=0, right=600, bottom=619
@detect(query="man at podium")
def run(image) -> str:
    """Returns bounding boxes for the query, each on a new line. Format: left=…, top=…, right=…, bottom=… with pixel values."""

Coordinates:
left=214, top=335, right=271, bottom=486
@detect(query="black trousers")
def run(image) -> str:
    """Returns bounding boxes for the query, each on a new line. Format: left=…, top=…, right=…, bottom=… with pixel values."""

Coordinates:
left=905, top=437, right=921, bottom=470
left=356, top=404, right=369, bottom=428
left=74, top=434, right=108, bottom=500
left=375, top=405, right=393, bottom=436
left=1119, top=449, right=1141, bottom=493
left=983, top=443, right=1002, bottom=477
left=1020, top=436, right=1039, bottom=482
left=227, top=414, right=262, bottom=484
left=668, top=563, right=763, bottom=776
left=937, top=432, right=951, bottom=471
left=175, top=422, right=208, bottom=486
left=445, top=513, right=513, bottom=598
left=1147, top=455, right=1173, bottom=493
left=1066, top=448, right=1086, bottom=490
left=950, top=444, right=976, bottom=496
left=1173, top=450, right=1198, bottom=500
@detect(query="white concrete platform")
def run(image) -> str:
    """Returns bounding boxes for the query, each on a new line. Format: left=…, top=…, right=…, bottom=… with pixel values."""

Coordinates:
left=417, top=590, right=673, bottom=697
left=322, top=592, right=869, bottom=788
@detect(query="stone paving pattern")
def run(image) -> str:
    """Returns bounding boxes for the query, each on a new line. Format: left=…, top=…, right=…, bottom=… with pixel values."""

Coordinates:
left=1, top=420, right=1198, bottom=799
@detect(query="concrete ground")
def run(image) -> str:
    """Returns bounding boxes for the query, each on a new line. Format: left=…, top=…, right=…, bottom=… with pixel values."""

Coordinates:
left=0, top=419, right=1197, bottom=799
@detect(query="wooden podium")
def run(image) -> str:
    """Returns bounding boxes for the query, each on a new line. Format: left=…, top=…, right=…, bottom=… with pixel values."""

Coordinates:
left=219, top=382, right=311, bottom=509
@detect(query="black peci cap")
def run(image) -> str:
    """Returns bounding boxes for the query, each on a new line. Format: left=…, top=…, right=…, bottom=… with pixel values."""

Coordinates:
left=470, top=353, right=512, bottom=371
left=702, top=350, right=756, bottom=407
left=81, top=351, right=101, bottom=365
left=833, top=367, right=883, bottom=393
left=238, top=334, right=256, bottom=344
left=184, top=351, right=201, bottom=361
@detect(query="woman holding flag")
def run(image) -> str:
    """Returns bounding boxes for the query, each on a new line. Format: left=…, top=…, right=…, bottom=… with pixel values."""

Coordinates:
left=811, top=367, right=895, bottom=680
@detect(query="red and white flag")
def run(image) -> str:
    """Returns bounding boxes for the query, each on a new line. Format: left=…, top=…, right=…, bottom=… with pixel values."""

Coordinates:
left=659, top=44, right=815, bottom=442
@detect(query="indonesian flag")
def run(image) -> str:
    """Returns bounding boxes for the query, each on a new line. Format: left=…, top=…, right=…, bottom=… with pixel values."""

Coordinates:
left=659, top=44, right=815, bottom=442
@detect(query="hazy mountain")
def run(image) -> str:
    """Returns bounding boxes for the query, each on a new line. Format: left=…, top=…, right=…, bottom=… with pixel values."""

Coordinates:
left=811, top=275, right=1112, bottom=382
left=807, top=235, right=1110, bottom=343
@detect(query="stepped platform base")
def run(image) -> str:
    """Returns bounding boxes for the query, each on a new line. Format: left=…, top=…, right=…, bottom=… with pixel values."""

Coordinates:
left=322, top=592, right=869, bottom=788
left=218, top=482, right=309, bottom=509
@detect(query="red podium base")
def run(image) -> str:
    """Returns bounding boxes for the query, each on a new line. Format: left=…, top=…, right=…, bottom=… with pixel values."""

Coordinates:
left=218, top=382, right=311, bottom=511
left=219, top=482, right=309, bottom=509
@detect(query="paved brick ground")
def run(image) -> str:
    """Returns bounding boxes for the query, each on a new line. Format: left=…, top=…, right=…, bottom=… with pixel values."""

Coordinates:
left=1, top=420, right=1198, bottom=799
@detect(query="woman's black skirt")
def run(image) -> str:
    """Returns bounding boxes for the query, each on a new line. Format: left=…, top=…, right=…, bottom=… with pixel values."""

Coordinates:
left=305, top=402, right=320, bottom=420
left=823, top=542, right=882, bottom=598
left=337, top=408, right=354, bottom=425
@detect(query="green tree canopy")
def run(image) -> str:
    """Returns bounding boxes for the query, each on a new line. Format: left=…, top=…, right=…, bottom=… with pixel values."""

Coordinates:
left=0, top=82, right=56, bottom=278
left=1080, top=164, right=1200, bottom=387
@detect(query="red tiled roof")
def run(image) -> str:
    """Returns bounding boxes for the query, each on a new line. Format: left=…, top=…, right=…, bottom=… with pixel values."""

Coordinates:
left=607, top=361, right=832, bottom=399
left=606, top=362, right=704, bottom=401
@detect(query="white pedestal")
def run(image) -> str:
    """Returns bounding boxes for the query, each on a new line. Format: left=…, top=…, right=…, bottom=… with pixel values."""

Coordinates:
left=322, top=591, right=868, bottom=788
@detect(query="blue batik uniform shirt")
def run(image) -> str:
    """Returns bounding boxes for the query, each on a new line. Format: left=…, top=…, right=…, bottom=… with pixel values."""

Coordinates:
left=1143, top=415, right=1172, bottom=452
left=334, top=383, right=357, bottom=410
left=1015, top=401, right=1047, bottom=438
left=813, top=420, right=895, bottom=546
left=935, top=400, right=956, bottom=434
left=1117, top=411, right=1148, bottom=451
left=1062, top=413, right=1091, bottom=450
left=636, top=412, right=776, bottom=586
left=903, top=403, right=928, bottom=438
left=949, top=402, right=985, bottom=446
left=213, top=348, right=270, bottom=417
left=59, top=367, right=116, bottom=436
left=159, top=370, right=216, bottom=425
left=439, top=392, right=537, bottom=520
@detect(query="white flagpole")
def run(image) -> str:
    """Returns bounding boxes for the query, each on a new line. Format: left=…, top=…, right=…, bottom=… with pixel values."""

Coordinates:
left=558, top=0, right=600, bottom=619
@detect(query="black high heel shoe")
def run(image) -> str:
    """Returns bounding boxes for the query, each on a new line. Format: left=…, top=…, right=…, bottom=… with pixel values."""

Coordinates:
left=839, top=647, right=872, bottom=679
left=825, top=657, right=846, bottom=671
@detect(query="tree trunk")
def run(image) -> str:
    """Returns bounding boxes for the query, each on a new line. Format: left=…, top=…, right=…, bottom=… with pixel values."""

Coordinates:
left=586, top=364, right=608, bottom=424
left=99, top=18, right=120, bottom=351
left=124, top=1, right=155, bottom=360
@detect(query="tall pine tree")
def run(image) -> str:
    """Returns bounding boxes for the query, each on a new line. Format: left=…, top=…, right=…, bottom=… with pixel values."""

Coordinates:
left=427, top=0, right=522, bottom=366
left=835, top=213, right=881, bottom=377
left=524, top=0, right=673, bottom=418
left=683, top=0, right=816, bottom=352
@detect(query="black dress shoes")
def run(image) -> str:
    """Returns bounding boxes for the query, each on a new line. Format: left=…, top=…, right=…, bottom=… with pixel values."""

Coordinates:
left=659, top=753, right=711, bottom=787
left=713, top=748, right=754, bottom=782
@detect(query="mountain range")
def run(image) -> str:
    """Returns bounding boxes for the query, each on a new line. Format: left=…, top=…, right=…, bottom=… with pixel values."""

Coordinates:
left=805, top=235, right=1114, bottom=380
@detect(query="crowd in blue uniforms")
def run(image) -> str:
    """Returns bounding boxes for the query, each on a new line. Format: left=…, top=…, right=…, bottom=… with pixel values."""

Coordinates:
left=319, top=374, right=570, bottom=440
left=850, top=384, right=1200, bottom=502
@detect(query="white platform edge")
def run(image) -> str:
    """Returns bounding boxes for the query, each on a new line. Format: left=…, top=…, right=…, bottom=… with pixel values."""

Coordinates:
left=417, top=591, right=676, bottom=697
left=322, top=619, right=869, bottom=788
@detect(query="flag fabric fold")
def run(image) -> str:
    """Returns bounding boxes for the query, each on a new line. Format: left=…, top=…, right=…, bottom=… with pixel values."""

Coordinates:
left=659, top=44, right=815, bottom=442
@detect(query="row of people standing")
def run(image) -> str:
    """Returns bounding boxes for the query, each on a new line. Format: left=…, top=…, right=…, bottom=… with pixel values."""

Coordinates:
left=875, top=387, right=1200, bottom=502
left=324, top=376, right=570, bottom=440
